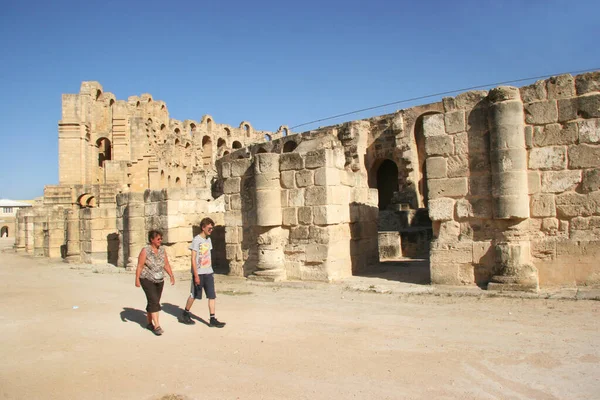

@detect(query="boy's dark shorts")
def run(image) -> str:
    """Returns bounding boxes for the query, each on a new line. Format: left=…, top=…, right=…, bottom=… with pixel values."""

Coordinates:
left=190, top=273, right=216, bottom=300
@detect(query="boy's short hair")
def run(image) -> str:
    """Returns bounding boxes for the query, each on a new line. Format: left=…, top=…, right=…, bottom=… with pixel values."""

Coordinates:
left=200, top=217, right=215, bottom=229
left=148, top=230, right=163, bottom=243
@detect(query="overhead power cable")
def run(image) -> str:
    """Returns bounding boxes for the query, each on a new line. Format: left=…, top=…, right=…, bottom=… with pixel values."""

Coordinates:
left=290, top=67, right=600, bottom=130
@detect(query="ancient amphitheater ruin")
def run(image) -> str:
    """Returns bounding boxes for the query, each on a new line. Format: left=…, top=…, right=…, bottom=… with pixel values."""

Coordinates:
left=14, top=72, right=600, bottom=291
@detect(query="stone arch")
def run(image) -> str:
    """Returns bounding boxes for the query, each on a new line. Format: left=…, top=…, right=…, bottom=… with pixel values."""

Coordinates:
left=202, top=136, right=212, bottom=168
left=174, top=128, right=181, bottom=135
left=77, top=193, right=95, bottom=208
left=223, top=151, right=230, bottom=156
left=282, top=141, right=297, bottom=153
left=109, top=99, right=115, bottom=107
left=136, top=101, right=141, bottom=108
left=217, top=138, right=226, bottom=148
left=185, top=142, right=191, bottom=149
left=413, top=112, right=441, bottom=208
left=369, top=159, right=399, bottom=210
left=264, top=134, right=272, bottom=142
left=160, top=170, right=166, bottom=188
left=279, top=125, right=290, bottom=137
left=176, top=177, right=181, bottom=186
left=224, top=127, right=231, bottom=136
left=202, top=115, right=214, bottom=132
left=95, top=89, right=102, bottom=100
left=240, top=121, right=252, bottom=137
left=232, top=141, right=242, bottom=149
left=175, top=138, right=180, bottom=146
left=1, top=226, right=8, bottom=237
left=96, top=137, right=112, bottom=167
left=257, top=147, right=268, bottom=154
left=189, top=123, right=197, bottom=135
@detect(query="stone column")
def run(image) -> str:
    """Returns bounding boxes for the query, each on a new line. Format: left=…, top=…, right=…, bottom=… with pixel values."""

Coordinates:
left=14, top=210, right=26, bottom=252
left=64, top=209, right=81, bottom=263
left=487, top=87, right=538, bottom=291
left=250, top=153, right=286, bottom=281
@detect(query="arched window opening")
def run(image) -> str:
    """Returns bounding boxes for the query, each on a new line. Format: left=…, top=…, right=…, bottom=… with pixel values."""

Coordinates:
left=1, top=226, right=9, bottom=237
left=264, top=134, right=271, bottom=142
left=160, top=170, right=166, bottom=188
left=109, top=99, right=115, bottom=107
left=95, top=90, right=102, bottom=100
left=176, top=177, right=181, bottom=186
left=202, top=136, right=213, bottom=168
left=283, top=128, right=288, bottom=136
left=217, top=138, right=226, bottom=148
left=257, top=147, right=268, bottom=154
left=136, top=101, right=141, bottom=108
left=224, top=127, right=231, bottom=136
left=168, top=175, right=171, bottom=186
left=185, top=142, right=191, bottom=149
left=160, top=124, right=166, bottom=132
left=96, top=137, right=112, bottom=167
left=244, top=124, right=250, bottom=137
left=161, top=104, right=166, bottom=110
left=232, top=141, right=242, bottom=149
left=190, top=123, right=197, bottom=135
left=375, top=159, right=399, bottom=211
left=223, top=151, right=230, bottom=156
left=175, top=128, right=181, bottom=135
left=282, top=141, right=297, bottom=153
left=86, top=196, right=96, bottom=207
left=207, top=118, right=213, bottom=132
left=148, top=98, right=152, bottom=103
left=175, top=139, right=180, bottom=146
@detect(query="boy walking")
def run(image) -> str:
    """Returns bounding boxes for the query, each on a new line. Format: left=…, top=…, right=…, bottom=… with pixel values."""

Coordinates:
left=181, top=217, right=225, bottom=328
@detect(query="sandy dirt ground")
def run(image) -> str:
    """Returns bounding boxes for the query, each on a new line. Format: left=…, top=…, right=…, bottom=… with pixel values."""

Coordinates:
left=0, top=238, right=599, bottom=400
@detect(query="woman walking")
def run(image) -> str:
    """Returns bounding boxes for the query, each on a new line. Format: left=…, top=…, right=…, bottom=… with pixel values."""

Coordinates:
left=135, top=230, right=175, bottom=336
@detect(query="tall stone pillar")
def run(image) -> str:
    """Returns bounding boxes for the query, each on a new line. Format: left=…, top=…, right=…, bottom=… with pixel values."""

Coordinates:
left=64, top=209, right=81, bottom=263
left=249, top=153, right=286, bottom=281
left=487, top=87, right=538, bottom=291
left=112, top=102, right=130, bottom=161
left=15, top=210, right=26, bottom=252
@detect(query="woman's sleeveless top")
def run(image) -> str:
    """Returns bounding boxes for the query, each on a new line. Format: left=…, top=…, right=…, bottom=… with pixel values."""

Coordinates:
left=140, top=245, right=165, bottom=283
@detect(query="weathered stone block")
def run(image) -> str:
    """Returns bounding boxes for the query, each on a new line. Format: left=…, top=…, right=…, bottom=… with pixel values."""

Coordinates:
left=520, top=80, right=547, bottom=103
left=306, top=244, right=328, bottom=263
left=469, top=175, right=492, bottom=197
left=568, top=144, right=600, bottom=169
left=473, top=241, right=494, bottom=265
left=456, top=90, right=488, bottom=110
left=422, top=114, right=445, bottom=137
left=530, top=194, right=556, bottom=217
left=581, top=169, right=600, bottom=193
left=528, top=146, right=567, bottom=170
left=444, top=111, right=465, bottom=134
left=524, top=126, right=533, bottom=149
left=578, top=119, right=600, bottom=144
left=575, top=71, right=600, bottom=95
left=425, top=157, right=447, bottom=179
left=313, top=205, right=349, bottom=225
left=295, top=170, right=314, bottom=187
left=288, top=189, right=305, bottom=207
left=221, top=162, right=231, bottom=179
left=528, top=171, right=541, bottom=194
left=446, top=154, right=469, bottom=177
left=425, top=135, right=454, bottom=156
left=547, top=74, right=575, bottom=99
left=430, top=263, right=460, bottom=285
left=230, top=194, right=241, bottom=210
left=280, top=170, right=295, bottom=189
left=454, top=132, right=468, bottom=154
left=289, top=226, right=309, bottom=242
left=541, top=170, right=582, bottom=193
left=557, top=98, right=578, bottom=122
left=437, top=220, right=460, bottom=242
left=314, top=167, right=340, bottom=186
left=282, top=207, right=298, bottom=226
left=555, top=192, right=599, bottom=217
left=223, top=177, right=241, bottom=194
left=428, top=177, right=468, bottom=199
left=428, top=197, right=455, bottom=221
left=225, top=226, right=238, bottom=244
left=524, top=101, right=558, bottom=125
left=230, top=159, right=251, bottom=177
left=305, top=187, right=328, bottom=206
left=310, top=225, right=332, bottom=244
left=298, top=207, right=313, bottom=225
left=280, top=153, right=304, bottom=171
left=305, top=150, right=327, bottom=169
left=534, top=122, right=577, bottom=147
left=430, top=242, right=473, bottom=264
left=578, top=94, right=600, bottom=118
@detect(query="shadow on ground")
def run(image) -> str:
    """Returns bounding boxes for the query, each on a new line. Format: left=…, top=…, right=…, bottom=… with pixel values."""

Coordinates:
left=161, top=302, right=209, bottom=326
left=120, top=307, right=147, bottom=329
left=355, top=259, right=431, bottom=285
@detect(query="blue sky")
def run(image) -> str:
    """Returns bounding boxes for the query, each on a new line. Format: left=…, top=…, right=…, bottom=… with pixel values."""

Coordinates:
left=0, top=0, right=599, bottom=199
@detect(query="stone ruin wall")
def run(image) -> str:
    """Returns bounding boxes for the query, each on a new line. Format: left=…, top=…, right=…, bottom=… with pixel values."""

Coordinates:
left=14, top=72, right=600, bottom=289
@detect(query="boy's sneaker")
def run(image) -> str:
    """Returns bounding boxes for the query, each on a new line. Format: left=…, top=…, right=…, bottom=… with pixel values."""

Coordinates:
left=209, top=317, right=226, bottom=328
left=181, top=311, right=195, bottom=325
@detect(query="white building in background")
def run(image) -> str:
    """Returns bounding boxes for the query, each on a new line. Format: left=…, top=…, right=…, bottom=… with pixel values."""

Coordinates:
left=0, top=200, right=33, bottom=237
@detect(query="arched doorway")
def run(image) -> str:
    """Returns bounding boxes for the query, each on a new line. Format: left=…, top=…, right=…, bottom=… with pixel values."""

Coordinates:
left=375, top=159, right=399, bottom=210
left=1, top=226, right=8, bottom=237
